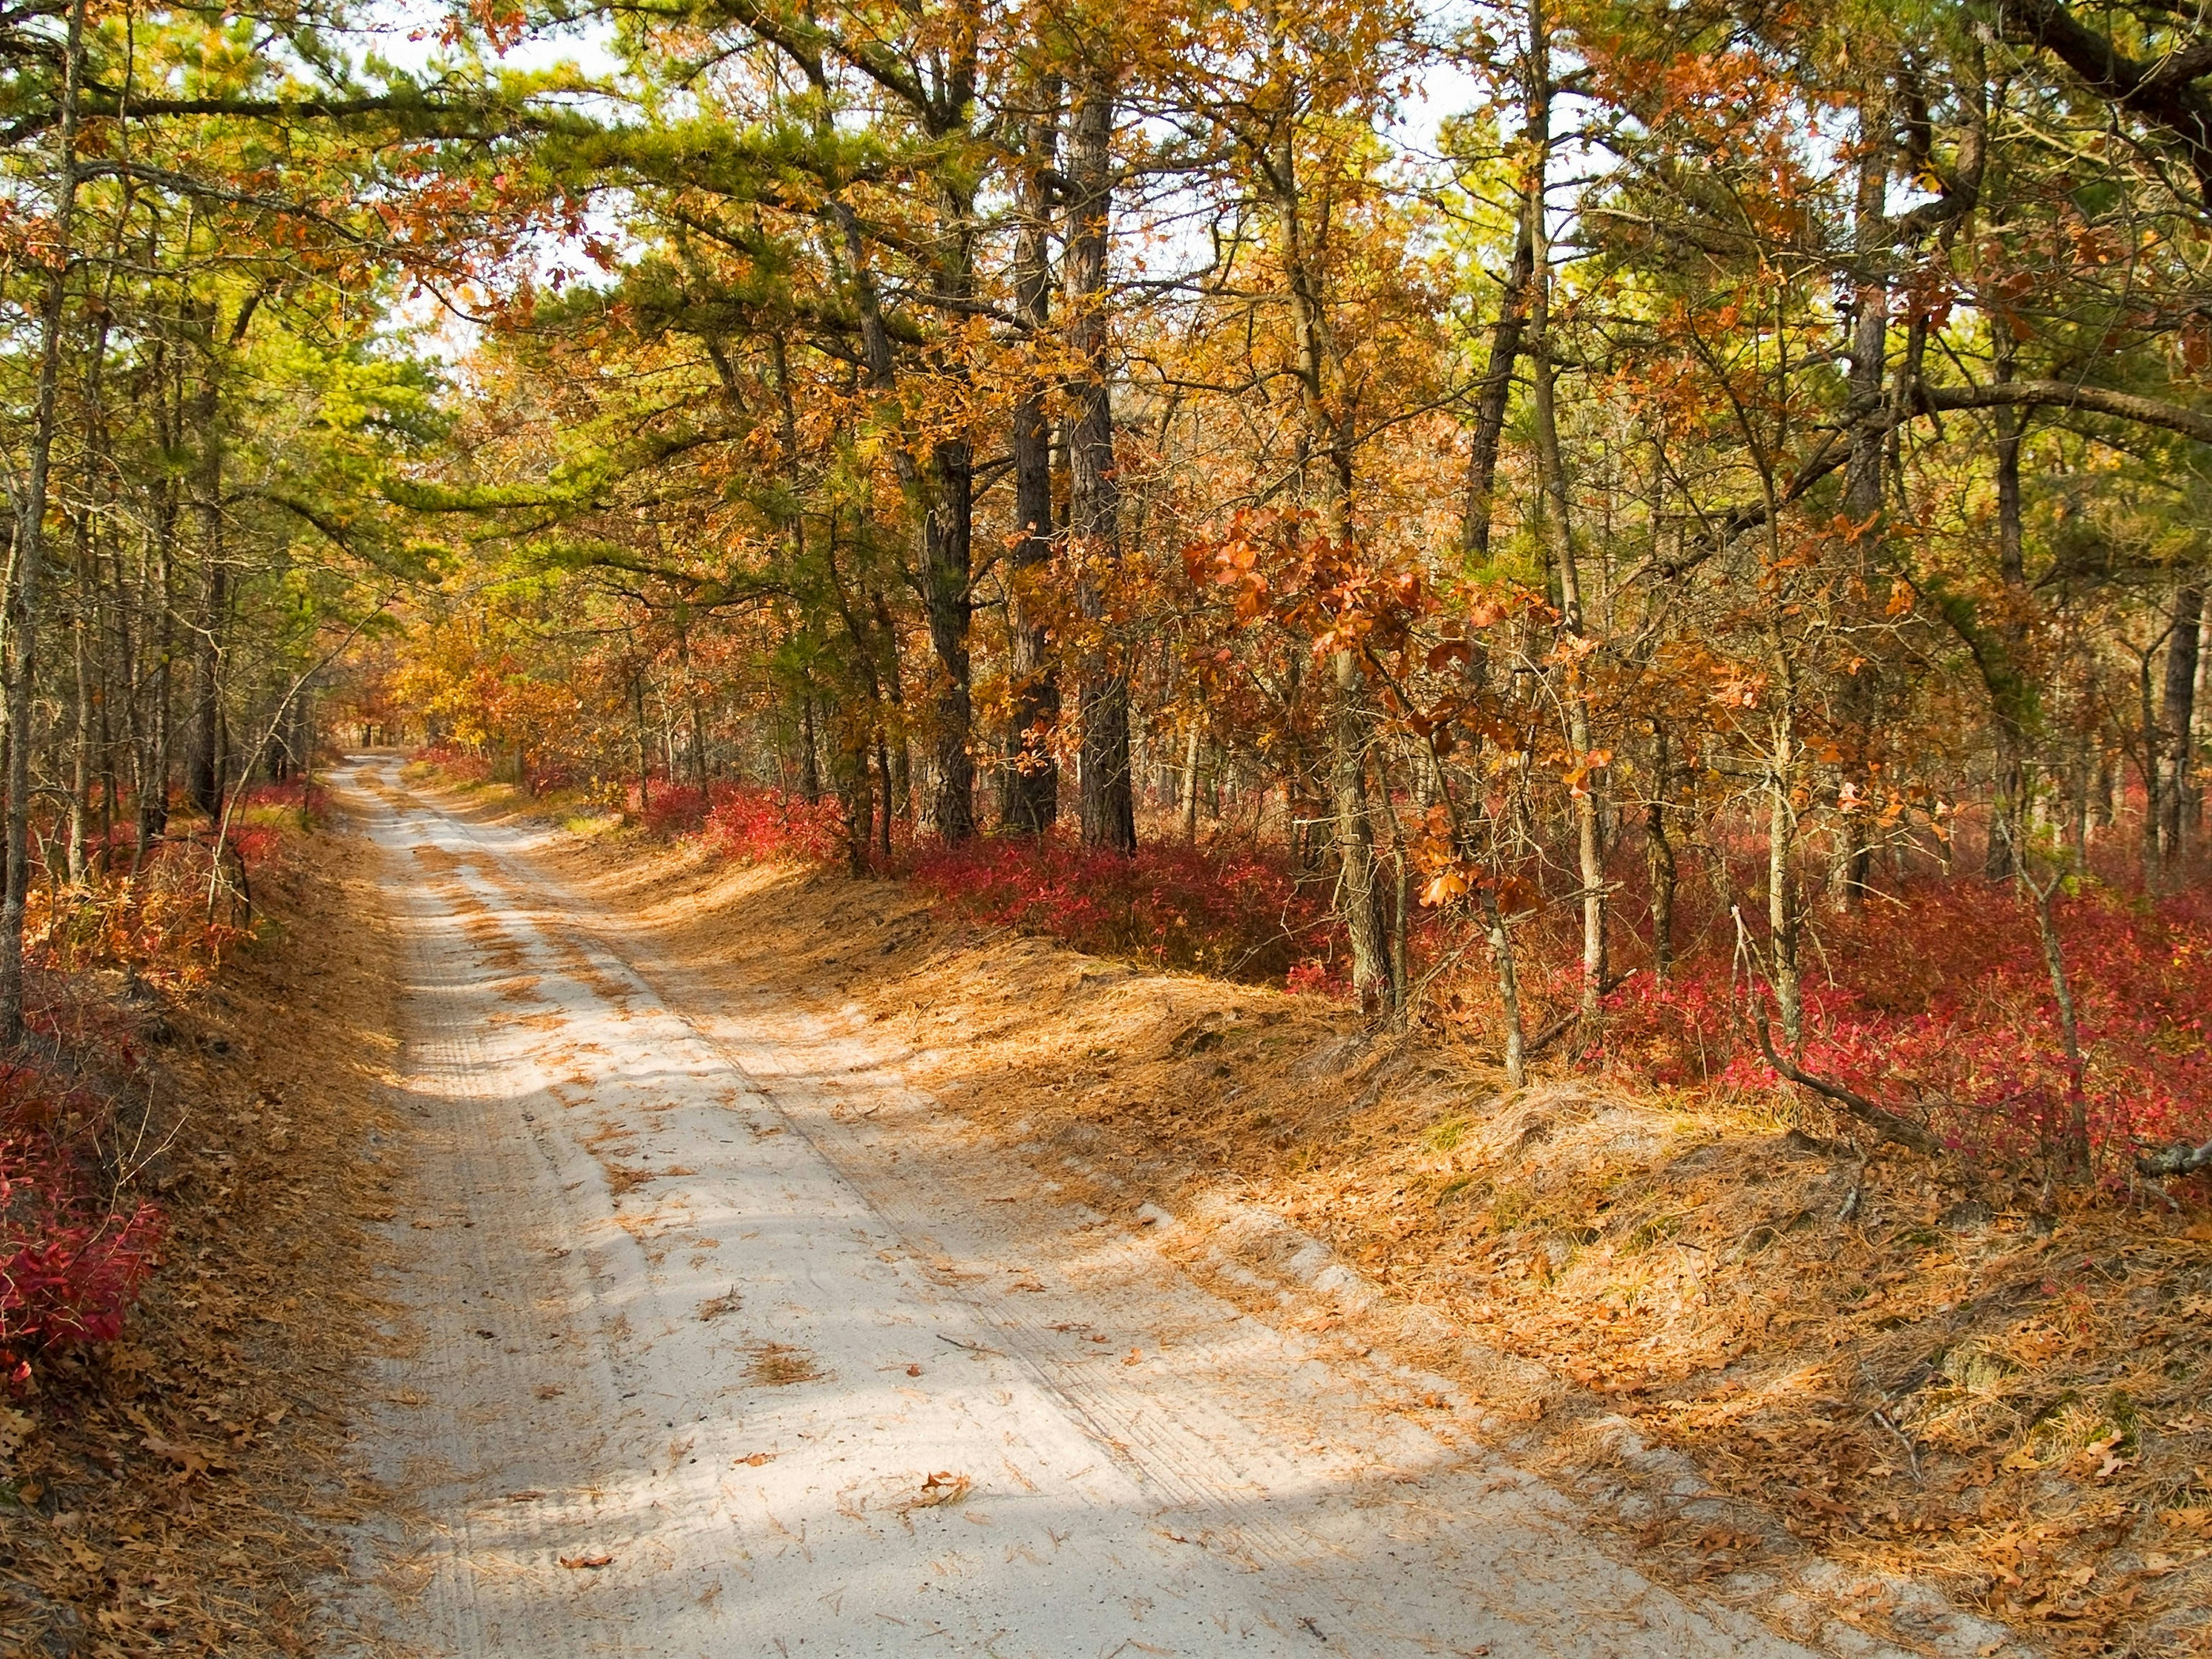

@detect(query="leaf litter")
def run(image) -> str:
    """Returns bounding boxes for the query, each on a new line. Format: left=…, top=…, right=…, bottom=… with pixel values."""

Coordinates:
left=0, top=820, right=411, bottom=1656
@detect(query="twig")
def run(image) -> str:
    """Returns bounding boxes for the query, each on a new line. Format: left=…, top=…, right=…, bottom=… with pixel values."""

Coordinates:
left=1733, top=907, right=1945, bottom=1157
left=1751, top=997, right=1945, bottom=1158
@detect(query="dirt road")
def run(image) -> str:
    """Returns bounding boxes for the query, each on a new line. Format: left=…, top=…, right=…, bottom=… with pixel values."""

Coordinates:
left=334, top=754, right=1815, bottom=1658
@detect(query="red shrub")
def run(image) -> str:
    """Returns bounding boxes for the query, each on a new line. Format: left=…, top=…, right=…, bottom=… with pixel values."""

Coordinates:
left=912, top=836, right=1331, bottom=984
left=635, top=783, right=712, bottom=838
left=0, top=1066, right=161, bottom=1387
left=233, top=778, right=329, bottom=823
left=1589, top=877, right=2212, bottom=1177
left=416, top=743, right=491, bottom=785
left=699, top=786, right=849, bottom=866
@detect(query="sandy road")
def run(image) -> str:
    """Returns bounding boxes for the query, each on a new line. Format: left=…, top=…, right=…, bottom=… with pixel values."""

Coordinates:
left=332, top=753, right=1814, bottom=1659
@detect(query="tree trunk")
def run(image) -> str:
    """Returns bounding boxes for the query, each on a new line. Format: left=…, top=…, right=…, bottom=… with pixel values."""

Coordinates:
left=0, top=0, right=86, bottom=1043
left=677, top=615, right=706, bottom=789
left=1459, top=198, right=1535, bottom=562
left=2161, top=585, right=2203, bottom=865
left=67, top=514, right=92, bottom=886
left=1003, top=77, right=1062, bottom=835
left=142, top=483, right=176, bottom=849
left=2139, top=641, right=2162, bottom=885
left=633, top=674, right=652, bottom=816
left=1066, top=71, right=1134, bottom=854
left=835, top=710, right=873, bottom=877
left=1521, top=42, right=1607, bottom=1021
left=185, top=373, right=225, bottom=819
left=1842, top=95, right=1891, bottom=525
left=1646, top=725, right=1675, bottom=979
left=921, top=440, right=976, bottom=842
left=1482, top=882, right=1528, bottom=1088
left=876, top=730, right=895, bottom=862
left=1768, top=716, right=1804, bottom=1051
left=799, top=691, right=821, bottom=803
left=2029, top=872, right=2089, bottom=1178
left=1986, top=327, right=2029, bottom=880
left=1179, top=721, right=1202, bottom=844
left=1331, top=652, right=1393, bottom=1018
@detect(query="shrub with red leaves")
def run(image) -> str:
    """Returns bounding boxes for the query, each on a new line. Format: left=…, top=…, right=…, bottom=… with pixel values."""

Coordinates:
left=232, top=777, right=329, bottom=827
left=416, top=743, right=491, bottom=785
left=636, top=783, right=713, bottom=838
left=912, top=837, right=1331, bottom=984
left=1590, top=877, right=2212, bottom=1177
left=622, top=774, right=1335, bottom=988
left=0, top=1066, right=161, bottom=1387
left=698, top=786, right=849, bottom=866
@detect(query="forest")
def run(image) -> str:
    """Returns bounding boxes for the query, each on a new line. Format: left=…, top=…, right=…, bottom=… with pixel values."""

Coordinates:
left=2, top=0, right=2212, bottom=1648
left=1, top=0, right=2210, bottom=1400
left=392, top=0, right=2198, bottom=1176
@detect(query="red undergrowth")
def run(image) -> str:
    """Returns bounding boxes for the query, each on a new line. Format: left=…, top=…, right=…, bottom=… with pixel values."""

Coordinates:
left=910, top=836, right=1331, bottom=983
left=1593, top=876, right=2212, bottom=1176
left=0, top=780, right=327, bottom=1391
left=484, top=759, right=2210, bottom=1185
left=0, top=1065, right=162, bottom=1388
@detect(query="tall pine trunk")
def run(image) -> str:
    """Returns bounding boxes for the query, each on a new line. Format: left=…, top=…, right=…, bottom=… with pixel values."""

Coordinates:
left=1066, top=71, right=1133, bottom=853
left=1521, top=16, right=1607, bottom=1024
left=0, top=0, right=86, bottom=1043
left=2162, top=586, right=2203, bottom=868
left=1003, top=77, right=1062, bottom=835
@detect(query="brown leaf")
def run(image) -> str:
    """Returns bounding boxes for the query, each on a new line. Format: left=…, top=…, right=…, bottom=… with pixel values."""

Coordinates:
left=559, top=1552, right=614, bottom=1569
left=140, top=1433, right=219, bottom=1480
left=903, top=1470, right=972, bottom=1510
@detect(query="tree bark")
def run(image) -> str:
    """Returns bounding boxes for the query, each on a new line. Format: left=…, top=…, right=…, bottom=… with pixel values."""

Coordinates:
left=0, top=0, right=86, bottom=1043
left=1459, top=208, right=1535, bottom=561
left=1330, top=652, right=1393, bottom=1017
left=1645, top=724, right=1676, bottom=979
left=1066, top=70, right=1134, bottom=853
left=1003, top=75, right=1062, bottom=835
left=1986, top=324, right=2030, bottom=880
left=2163, top=584, right=2203, bottom=863
left=1768, top=714, right=1804, bottom=1050
left=1521, top=25, right=1607, bottom=1022
left=1179, top=721, right=1202, bottom=844
left=1482, top=882, right=1528, bottom=1088
left=799, top=691, right=821, bottom=802
left=921, top=441, right=976, bottom=842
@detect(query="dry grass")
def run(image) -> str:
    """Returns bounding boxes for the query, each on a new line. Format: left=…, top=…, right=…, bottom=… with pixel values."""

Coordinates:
left=742, top=1343, right=826, bottom=1388
left=0, top=819, right=407, bottom=1657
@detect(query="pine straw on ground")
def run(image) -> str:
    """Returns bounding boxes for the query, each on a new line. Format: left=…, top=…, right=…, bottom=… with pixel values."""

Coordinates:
left=464, top=790, right=2212, bottom=1659
left=0, top=821, right=407, bottom=1658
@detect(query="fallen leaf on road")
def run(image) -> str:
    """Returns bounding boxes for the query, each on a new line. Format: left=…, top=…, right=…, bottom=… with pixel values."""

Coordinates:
left=902, top=1470, right=972, bottom=1511
left=559, top=1552, right=614, bottom=1570
left=696, top=1290, right=743, bottom=1321
left=736, top=1452, right=775, bottom=1467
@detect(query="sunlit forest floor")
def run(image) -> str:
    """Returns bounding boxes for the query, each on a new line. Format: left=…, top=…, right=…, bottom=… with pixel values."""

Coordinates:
left=0, top=824, right=409, bottom=1655
left=455, top=764, right=2212, bottom=1659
